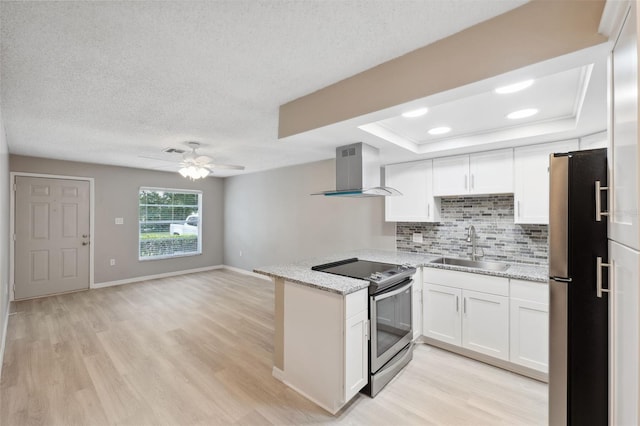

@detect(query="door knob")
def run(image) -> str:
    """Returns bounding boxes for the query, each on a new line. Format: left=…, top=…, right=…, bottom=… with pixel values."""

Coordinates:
left=82, top=241, right=89, bottom=246
left=82, top=234, right=88, bottom=238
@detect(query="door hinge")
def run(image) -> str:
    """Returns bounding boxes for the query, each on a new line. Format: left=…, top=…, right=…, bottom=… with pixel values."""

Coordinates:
left=13, top=183, right=16, bottom=191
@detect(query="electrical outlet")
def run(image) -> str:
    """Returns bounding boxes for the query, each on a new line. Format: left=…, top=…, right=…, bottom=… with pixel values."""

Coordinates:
left=115, top=217, right=124, bottom=225
left=110, top=259, right=116, bottom=266
left=412, top=232, right=423, bottom=243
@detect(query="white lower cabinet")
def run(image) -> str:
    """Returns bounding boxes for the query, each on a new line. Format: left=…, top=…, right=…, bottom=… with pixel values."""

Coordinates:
left=412, top=271, right=422, bottom=340
left=283, top=282, right=368, bottom=414
left=462, top=289, right=509, bottom=360
left=422, top=269, right=548, bottom=373
left=422, top=269, right=509, bottom=360
left=509, top=279, right=549, bottom=372
left=423, top=284, right=462, bottom=345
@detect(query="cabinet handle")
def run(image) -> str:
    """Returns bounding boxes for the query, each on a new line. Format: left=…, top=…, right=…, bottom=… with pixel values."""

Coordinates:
left=471, top=174, right=475, bottom=190
left=596, top=256, right=610, bottom=298
left=456, top=296, right=459, bottom=312
left=463, top=297, right=467, bottom=314
left=595, top=180, right=609, bottom=222
left=464, top=174, right=468, bottom=190
left=428, top=203, right=431, bottom=218
left=517, top=200, right=520, bottom=217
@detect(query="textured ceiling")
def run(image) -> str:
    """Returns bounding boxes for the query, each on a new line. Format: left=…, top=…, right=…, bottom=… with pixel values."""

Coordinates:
left=0, top=0, right=529, bottom=177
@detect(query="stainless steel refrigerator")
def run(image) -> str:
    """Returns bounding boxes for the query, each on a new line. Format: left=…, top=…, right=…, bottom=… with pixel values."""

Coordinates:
left=548, top=148, right=608, bottom=425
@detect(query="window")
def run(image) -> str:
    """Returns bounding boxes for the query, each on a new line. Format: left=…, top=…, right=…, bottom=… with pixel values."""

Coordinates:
left=138, top=187, right=202, bottom=260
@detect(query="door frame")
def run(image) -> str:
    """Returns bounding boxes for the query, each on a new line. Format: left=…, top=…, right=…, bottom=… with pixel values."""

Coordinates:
left=9, top=172, right=95, bottom=301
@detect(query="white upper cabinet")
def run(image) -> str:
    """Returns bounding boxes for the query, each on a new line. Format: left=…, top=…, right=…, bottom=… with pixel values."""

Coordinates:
left=433, top=149, right=513, bottom=197
left=432, top=155, right=470, bottom=196
left=514, top=140, right=579, bottom=224
left=610, top=2, right=640, bottom=251
left=579, top=131, right=607, bottom=150
left=468, top=149, right=514, bottom=195
left=385, top=160, right=440, bottom=222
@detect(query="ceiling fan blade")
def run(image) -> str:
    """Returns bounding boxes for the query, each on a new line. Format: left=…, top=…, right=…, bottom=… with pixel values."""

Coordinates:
left=207, top=164, right=245, bottom=170
left=138, top=155, right=176, bottom=163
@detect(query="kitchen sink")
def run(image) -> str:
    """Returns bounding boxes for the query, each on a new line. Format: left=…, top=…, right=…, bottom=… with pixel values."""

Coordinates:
left=429, top=257, right=510, bottom=272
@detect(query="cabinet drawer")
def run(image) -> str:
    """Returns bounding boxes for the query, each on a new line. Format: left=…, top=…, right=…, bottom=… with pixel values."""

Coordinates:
left=511, top=279, right=548, bottom=304
left=345, top=288, right=368, bottom=318
left=424, top=268, right=508, bottom=296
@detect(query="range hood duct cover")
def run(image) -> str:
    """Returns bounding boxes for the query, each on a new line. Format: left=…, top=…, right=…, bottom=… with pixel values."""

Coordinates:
left=313, top=142, right=402, bottom=197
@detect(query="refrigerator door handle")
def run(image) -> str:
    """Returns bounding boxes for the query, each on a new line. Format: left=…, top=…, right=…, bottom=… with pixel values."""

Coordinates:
left=596, top=256, right=610, bottom=298
left=595, top=180, right=609, bottom=222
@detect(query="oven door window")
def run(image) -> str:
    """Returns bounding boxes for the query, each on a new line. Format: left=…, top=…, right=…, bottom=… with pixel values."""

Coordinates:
left=375, top=285, right=412, bottom=355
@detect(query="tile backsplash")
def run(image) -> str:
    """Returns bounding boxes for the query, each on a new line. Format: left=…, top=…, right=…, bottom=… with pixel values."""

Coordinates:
left=396, top=195, right=548, bottom=265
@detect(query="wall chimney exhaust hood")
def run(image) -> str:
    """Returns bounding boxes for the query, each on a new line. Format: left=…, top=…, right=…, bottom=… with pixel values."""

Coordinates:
left=312, top=142, right=402, bottom=197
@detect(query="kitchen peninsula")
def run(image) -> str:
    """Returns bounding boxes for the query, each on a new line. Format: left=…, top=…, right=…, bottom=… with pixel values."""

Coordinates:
left=255, top=249, right=547, bottom=414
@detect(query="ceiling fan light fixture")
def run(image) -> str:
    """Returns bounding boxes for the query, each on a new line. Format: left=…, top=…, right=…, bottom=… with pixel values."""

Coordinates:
left=179, top=165, right=210, bottom=180
left=495, top=79, right=534, bottom=94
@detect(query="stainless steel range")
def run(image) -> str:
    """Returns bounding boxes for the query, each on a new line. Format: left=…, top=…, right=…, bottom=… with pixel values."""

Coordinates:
left=312, top=258, right=416, bottom=396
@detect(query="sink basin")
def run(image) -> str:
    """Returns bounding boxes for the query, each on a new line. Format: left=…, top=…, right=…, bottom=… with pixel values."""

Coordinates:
left=430, top=257, right=510, bottom=272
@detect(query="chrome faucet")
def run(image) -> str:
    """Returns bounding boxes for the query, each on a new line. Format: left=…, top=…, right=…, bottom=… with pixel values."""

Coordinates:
left=466, top=225, right=484, bottom=261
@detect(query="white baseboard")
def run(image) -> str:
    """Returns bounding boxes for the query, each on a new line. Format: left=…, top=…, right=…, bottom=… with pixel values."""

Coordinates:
left=0, top=302, right=9, bottom=381
left=221, top=265, right=271, bottom=281
left=272, top=366, right=285, bottom=381
left=92, top=265, right=224, bottom=289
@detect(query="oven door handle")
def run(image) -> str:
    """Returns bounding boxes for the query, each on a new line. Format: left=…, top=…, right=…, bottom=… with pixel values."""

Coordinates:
left=373, top=280, right=413, bottom=301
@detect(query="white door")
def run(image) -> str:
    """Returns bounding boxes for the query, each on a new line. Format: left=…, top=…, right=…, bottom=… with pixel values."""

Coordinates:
left=610, top=240, right=640, bottom=426
left=344, top=309, right=368, bottom=401
left=469, top=149, right=513, bottom=195
left=433, top=155, right=469, bottom=196
left=509, top=298, right=549, bottom=371
left=462, top=290, right=509, bottom=360
left=423, top=284, right=462, bottom=345
left=385, top=160, right=434, bottom=222
left=514, top=140, right=579, bottom=224
left=14, top=176, right=90, bottom=299
left=610, top=2, right=640, bottom=251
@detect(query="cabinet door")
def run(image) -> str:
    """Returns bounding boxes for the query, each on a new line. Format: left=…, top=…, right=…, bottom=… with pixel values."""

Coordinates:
left=385, top=160, right=437, bottom=222
left=610, top=240, right=640, bottom=426
left=344, top=309, right=369, bottom=401
left=514, top=140, right=579, bottom=224
left=462, top=290, right=509, bottom=360
left=469, top=149, right=513, bottom=195
left=510, top=298, right=548, bottom=371
left=433, top=155, right=469, bottom=196
left=423, top=284, right=462, bottom=345
left=610, top=3, right=640, bottom=251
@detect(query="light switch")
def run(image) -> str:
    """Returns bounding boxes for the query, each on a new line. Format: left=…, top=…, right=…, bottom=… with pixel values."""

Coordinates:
left=412, top=232, right=423, bottom=243
left=115, top=217, right=124, bottom=225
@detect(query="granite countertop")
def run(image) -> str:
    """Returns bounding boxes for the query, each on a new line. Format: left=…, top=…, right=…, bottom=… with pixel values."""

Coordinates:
left=254, top=249, right=548, bottom=295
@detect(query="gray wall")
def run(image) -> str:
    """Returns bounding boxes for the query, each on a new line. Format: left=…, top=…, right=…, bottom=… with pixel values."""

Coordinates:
left=10, top=155, right=224, bottom=284
left=224, top=159, right=396, bottom=270
left=397, top=195, right=548, bottom=265
left=0, top=111, right=9, bottom=371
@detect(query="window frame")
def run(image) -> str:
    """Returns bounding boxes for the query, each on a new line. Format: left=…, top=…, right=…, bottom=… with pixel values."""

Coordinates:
left=138, top=186, right=203, bottom=261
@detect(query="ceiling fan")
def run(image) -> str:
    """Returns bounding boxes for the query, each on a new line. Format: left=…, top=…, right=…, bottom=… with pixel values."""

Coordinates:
left=142, top=141, right=245, bottom=180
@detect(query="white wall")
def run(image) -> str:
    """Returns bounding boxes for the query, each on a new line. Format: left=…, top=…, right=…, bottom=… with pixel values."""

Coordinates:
left=0, top=109, right=9, bottom=376
left=223, top=159, right=396, bottom=270
left=10, top=155, right=225, bottom=284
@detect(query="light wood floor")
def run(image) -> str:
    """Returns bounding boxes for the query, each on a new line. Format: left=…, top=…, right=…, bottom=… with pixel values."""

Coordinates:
left=1, top=270, right=547, bottom=425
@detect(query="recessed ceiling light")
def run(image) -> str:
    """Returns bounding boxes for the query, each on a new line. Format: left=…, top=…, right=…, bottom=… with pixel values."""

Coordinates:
left=402, top=107, right=428, bottom=118
left=507, top=108, right=538, bottom=119
left=428, top=126, right=451, bottom=135
left=495, top=79, right=534, bottom=94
